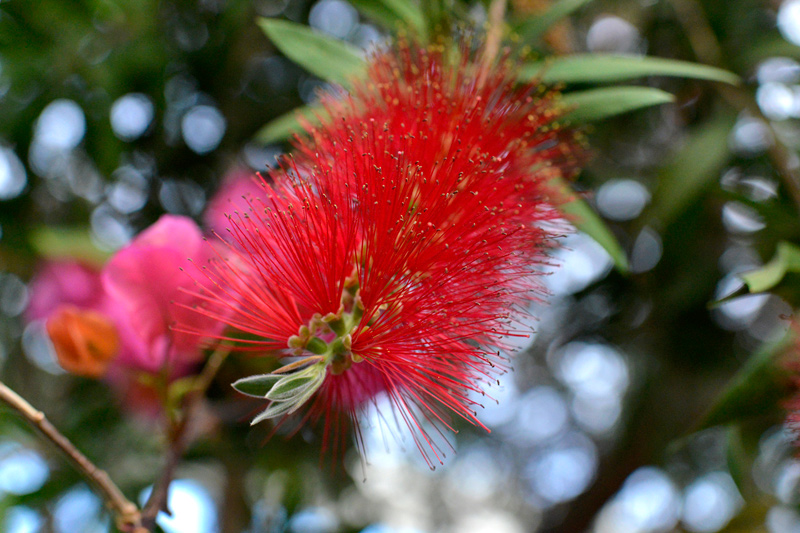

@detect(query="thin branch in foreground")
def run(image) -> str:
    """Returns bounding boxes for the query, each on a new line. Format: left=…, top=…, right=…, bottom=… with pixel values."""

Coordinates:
left=0, top=381, right=145, bottom=533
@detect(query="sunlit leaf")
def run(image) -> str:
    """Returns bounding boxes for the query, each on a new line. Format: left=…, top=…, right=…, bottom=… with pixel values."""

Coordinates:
left=257, top=18, right=366, bottom=85
left=349, top=0, right=427, bottom=39
left=514, top=0, right=594, bottom=43
left=232, top=374, right=283, bottom=398
left=553, top=178, right=629, bottom=273
left=561, top=86, right=674, bottom=122
left=699, top=329, right=795, bottom=430
left=520, top=54, right=740, bottom=85
left=255, top=105, right=327, bottom=144
left=740, top=241, right=800, bottom=293
left=645, top=112, right=737, bottom=228
left=29, top=226, right=110, bottom=266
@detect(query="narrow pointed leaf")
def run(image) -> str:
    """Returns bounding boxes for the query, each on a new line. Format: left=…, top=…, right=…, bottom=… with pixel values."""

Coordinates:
left=699, top=329, right=795, bottom=430
left=646, top=112, right=736, bottom=228
left=232, top=373, right=283, bottom=397
left=725, top=425, right=749, bottom=495
left=349, top=0, right=427, bottom=39
left=725, top=422, right=771, bottom=499
left=561, top=86, right=674, bottom=122
left=266, top=365, right=325, bottom=401
left=290, top=372, right=326, bottom=408
left=255, top=104, right=327, bottom=144
left=515, top=0, right=595, bottom=43
left=520, top=54, right=740, bottom=85
left=250, top=370, right=326, bottom=424
left=251, top=400, right=298, bottom=424
left=257, top=18, right=366, bottom=85
left=740, top=241, right=800, bottom=293
left=553, top=178, right=629, bottom=273
left=266, top=375, right=317, bottom=401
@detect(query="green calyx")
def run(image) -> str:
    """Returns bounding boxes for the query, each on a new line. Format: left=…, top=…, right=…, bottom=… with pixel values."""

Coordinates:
left=304, top=301, right=363, bottom=375
left=233, top=290, right=366, bottom=425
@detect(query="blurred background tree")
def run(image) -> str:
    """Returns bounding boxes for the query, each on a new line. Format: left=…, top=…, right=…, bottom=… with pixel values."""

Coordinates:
left=2, top=0, right=800, bottom=532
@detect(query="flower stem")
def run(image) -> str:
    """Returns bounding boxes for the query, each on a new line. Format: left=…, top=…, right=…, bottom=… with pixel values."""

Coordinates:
left=479, top=0, right=508, bottom=87
left=140, top=344, right=231, bottom=529
left=0, top=380, right=145, bottom=532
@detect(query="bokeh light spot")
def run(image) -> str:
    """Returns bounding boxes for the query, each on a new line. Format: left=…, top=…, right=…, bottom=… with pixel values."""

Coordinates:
left=182, top=105, right=226, bottom=154
left=110, top=93, right=154, bottom=141
left=0, top=147, right=27, bottom=199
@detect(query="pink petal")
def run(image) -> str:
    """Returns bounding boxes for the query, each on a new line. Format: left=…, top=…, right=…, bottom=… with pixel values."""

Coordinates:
left=135, top=214, right=205, bottom=253
left=26, top=261, right=105, bottom=321
left=102, top=215, right=223, bottom=369
left=204, top=167, right=266, bottom=237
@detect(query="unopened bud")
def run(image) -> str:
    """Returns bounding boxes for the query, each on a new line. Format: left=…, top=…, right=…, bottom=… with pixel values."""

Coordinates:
left=45, top=305, right=119, bottom=378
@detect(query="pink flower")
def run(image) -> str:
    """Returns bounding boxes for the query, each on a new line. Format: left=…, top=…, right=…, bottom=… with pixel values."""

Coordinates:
left=102, top=215, right=223, bottom=372
left=26, top=260, right=105, bottom=322
left=26, top=259, right=148, bottom=376
left=204, top=166, right=266, bottom=238
left=27, top=215, right=222, bottom=378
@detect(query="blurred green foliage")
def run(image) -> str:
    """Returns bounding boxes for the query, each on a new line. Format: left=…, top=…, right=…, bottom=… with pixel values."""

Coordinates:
left=3, top=0, right=800, bottom=532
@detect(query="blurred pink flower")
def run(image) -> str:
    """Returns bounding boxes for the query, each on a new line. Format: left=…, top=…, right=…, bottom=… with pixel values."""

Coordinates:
left=27, top=215, right=222, bottom=377
left=26, top=260, right=106, bottom=322
left=102, top=214, right=223, bottom=372
left=204, top=166, right=265, bottom=237
left=26, top=259, right=148, bottom=375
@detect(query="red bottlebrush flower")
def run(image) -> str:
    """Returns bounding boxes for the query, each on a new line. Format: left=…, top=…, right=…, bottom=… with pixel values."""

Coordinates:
left=185, top=43, right=580, bottom=466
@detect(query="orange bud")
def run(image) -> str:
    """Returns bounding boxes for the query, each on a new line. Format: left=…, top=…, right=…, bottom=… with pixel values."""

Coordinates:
left=45, top=305, right=119, bottom=378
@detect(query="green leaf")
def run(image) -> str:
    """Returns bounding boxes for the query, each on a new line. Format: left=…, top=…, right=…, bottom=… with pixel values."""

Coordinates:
left=255, top=105, right=327, bottom=145
left=520, top=54, right=740, bottom=85
left=699, top=329, right=795, bottom=430
left=514, top=0, right=594, bottom=43
left=251, top=400, right=298, bottom=424
left=553, top=178, right=630, bottom=273
left=725, top=425, right=750, bottom=495
left=29, top=226, right=110, bottom=266
left=646, top=112, right=736, bottom=228
left=561, top=86, right=674, bottom=122
left=724, top=422, right=772, bottom=499
left=232, top=374, right=283, bottom=398
left=250, top=371, right=326, bottom=424
left=266, top=368, right=321, bottom=401
left=349, top=0, right=428, bottom=40
left=257, top=18, right=366, bottom=85
left=740, top=241, right=800, bottom=293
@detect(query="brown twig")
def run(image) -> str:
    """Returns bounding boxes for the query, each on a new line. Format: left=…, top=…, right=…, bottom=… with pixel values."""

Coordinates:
left=139, top=412, right=192, bottom=530
left=139, top=345, right=230, bottom=529
left=478, top=0, right=508, bottom=88
left=0, top=381, right=145, bottom=532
